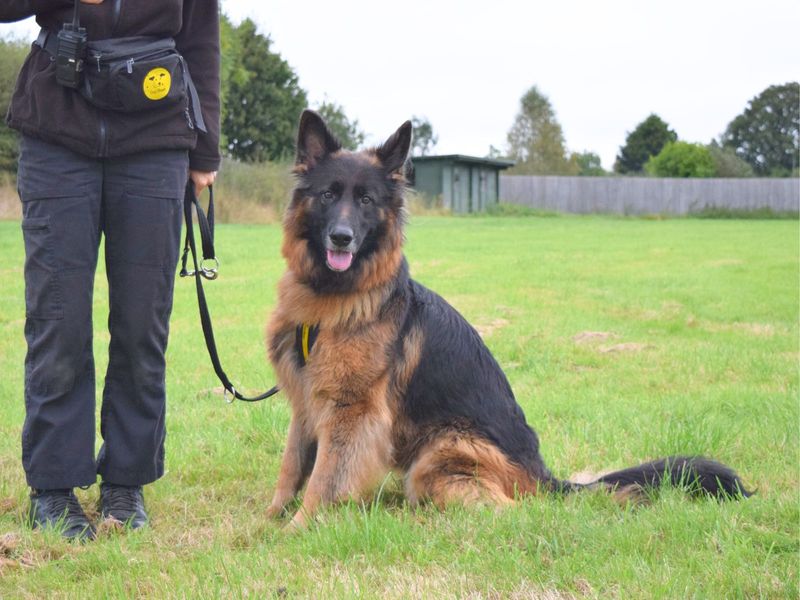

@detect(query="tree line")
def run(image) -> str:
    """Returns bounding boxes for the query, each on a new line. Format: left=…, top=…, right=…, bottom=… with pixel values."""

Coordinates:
left=505, top=83, right=799, bottom=178
left=0, top=17, right=797, bottom=177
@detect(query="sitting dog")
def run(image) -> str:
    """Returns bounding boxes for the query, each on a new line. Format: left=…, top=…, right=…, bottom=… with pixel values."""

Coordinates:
left=265, top=110, right=750, bottom=528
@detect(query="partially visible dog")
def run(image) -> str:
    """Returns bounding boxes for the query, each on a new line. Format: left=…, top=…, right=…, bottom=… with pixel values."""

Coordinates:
left=265, top=110, right=750, bottom=529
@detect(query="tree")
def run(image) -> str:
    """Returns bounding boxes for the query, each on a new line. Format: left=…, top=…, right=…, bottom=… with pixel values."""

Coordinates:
left=410, top=116, right=438, bottom=156
left=315, top=101, right=365, bottom=151
left=222, top=19, right=307, bottom=162
left=218, top=13, right=250, bottom=154
left=707, top=141, right=754, bottom=177
left=506, top=85, right=576, bottom=175
left=0, top=38, right=29, bottom=172
left=721, top=82, right=799, bottom=176
left=645, top=141, right=715, bottom=177
left=614, top=114, right=677, bottom=174
left=569, top=151, right=605, bottom=176
left=486, top=145, right=506, bottom=160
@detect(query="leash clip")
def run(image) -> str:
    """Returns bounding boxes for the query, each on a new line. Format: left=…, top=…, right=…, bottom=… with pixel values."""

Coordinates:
left=224, top=384, right=237, bottom=404
left=200, top=257, right=219, bottom=280
left=179, top=247, right=194, bottom=277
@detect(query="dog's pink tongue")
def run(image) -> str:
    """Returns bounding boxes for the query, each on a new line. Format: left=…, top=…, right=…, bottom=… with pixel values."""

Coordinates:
left=327, top=249, right=353, bottom=271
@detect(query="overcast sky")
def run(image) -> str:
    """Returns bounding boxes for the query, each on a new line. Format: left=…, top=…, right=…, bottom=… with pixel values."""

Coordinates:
left=5, top=1, right=798, bottom=169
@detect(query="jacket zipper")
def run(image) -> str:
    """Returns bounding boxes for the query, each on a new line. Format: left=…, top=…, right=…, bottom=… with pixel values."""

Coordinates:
left=99, top=114, right=108, bottom=157
left=98, top=0, right=118, bottom=156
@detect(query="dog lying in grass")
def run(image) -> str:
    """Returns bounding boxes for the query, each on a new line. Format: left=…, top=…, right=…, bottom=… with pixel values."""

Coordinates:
left=265, top=110, right=751, bottom=529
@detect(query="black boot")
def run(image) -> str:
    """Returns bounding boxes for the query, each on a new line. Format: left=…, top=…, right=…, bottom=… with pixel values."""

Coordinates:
left=29, top=489, right=95, bottom=541
left=99, top=482, right=149, bottom=529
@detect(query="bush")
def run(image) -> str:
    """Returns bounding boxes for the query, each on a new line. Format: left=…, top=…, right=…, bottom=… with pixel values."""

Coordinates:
left=485, top=202, right=560, bottom=217
left=708, top=142, right=754, bottom=177
left=614, top=114, right=677, bottom=174
left=645, top=141, right=715, bottom=178
left=569, top=151, right=606, bottom=176
left=0, top=38, right=30, bottom=172
left=212, top=158, right=294, bottom=223
left=689, top=206, right=798, bottom=219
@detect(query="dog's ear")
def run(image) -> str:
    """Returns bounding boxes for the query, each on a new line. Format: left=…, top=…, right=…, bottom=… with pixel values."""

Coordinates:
left=296, top=110, right=341, bottom=168
left=377, top=120, right=413, bottom=174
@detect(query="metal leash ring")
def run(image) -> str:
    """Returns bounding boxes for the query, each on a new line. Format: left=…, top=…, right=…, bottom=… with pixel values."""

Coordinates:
left=200, top=257, right=220, bottom=280
left=224, top=384, right=237, bottom=404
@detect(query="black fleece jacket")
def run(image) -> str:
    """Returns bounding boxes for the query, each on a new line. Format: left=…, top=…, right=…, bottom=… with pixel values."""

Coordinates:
left=1, top=0, right=221, bottom=171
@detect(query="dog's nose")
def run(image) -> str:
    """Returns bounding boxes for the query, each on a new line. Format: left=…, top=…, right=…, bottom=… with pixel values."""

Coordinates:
left=329, top=226, right=354, bottom=248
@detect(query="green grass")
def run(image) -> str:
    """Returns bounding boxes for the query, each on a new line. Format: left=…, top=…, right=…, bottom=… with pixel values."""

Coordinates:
left=0, top=215, right=797, bottom=598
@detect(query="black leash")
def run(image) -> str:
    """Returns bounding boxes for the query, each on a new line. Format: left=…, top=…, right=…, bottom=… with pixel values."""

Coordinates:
left=180, top=181, right=280, bottom=403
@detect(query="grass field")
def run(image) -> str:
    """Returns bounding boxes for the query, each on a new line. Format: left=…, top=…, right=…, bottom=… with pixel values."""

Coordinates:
left=0, top=215, right=797, bottom=598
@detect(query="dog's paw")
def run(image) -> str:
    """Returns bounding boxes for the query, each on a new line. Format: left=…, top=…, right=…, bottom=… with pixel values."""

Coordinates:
left=280, top=518, right=305, bottom=535
left=282, top=510, right=311, bottom=533
left=265, top=504, right=285, bottom=520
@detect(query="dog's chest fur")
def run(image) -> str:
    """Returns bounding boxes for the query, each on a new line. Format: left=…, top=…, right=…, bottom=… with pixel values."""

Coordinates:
left=267, top=272, right=404, bottom=439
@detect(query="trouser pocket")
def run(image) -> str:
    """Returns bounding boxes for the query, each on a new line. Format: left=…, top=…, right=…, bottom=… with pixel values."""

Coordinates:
left=21, top=215, right=63, bottom=320
left=105, top=188, right=182, bottom=269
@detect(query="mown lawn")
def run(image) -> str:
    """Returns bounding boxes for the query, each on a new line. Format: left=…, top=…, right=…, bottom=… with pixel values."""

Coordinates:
left=0, top=215, right=797, bottom=598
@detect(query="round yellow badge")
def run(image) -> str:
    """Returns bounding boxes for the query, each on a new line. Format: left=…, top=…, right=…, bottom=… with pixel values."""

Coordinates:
left=143, top=67, right=171, bottom=101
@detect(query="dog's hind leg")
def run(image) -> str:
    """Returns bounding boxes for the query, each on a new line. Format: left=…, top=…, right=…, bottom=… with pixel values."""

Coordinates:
left=266, top=417, right=316, bottom=519
left=288, top=404, right=392, bottom=529
left=405, top=433, right=539, bottom=509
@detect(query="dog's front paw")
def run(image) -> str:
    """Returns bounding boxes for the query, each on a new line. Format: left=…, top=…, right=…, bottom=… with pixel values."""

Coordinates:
left=283, top=510, right=311, bottom=532
left=265, top=504, right=286, bottom=520
left=281, top=519, right=304, bottom=534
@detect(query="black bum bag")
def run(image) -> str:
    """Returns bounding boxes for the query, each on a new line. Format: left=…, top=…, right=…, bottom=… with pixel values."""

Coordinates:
left=34, top=30, right=206, bottom=132
left=84, top=37, right=185, bottom=111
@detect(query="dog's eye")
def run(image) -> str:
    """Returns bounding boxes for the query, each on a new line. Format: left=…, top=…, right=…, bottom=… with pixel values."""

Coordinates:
left=321, top=190, right=334, bottom=203
left=360, top=195, right=373, bottom=205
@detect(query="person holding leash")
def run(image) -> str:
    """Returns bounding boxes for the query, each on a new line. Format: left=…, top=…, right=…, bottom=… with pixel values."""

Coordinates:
left=1, top=0, right=220, bottom=540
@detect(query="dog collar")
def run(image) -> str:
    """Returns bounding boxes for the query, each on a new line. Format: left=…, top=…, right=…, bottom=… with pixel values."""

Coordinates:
left=295, top=323, right=319, bottom=366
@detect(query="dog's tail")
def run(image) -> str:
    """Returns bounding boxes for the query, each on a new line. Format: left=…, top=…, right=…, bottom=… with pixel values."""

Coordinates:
left=552, top=456, right=753, bottom=500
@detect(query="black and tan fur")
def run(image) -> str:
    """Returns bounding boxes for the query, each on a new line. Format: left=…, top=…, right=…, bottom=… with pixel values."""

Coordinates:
left=266, top=110, right=750, bottom=529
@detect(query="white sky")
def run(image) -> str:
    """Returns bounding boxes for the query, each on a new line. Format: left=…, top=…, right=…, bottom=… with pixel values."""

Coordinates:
left=5, top=0, right=799, bottom=169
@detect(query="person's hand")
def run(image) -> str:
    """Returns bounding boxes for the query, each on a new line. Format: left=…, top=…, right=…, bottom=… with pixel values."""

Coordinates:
left=190, top=170, right=217, bottom=197
left=80, top=0, right=105, bottom=4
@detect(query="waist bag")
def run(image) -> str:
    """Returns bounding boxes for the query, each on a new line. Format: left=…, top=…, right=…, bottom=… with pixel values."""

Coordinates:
left=35, top=29, right=206, bottom=132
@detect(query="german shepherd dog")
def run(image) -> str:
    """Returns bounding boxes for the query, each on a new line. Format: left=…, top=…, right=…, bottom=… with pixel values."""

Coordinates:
left=266, top=110, right=750, bottom=529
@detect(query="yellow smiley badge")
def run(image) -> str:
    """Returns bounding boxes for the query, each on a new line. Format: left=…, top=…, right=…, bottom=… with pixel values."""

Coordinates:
left=143, top=67, right=171, bottom=101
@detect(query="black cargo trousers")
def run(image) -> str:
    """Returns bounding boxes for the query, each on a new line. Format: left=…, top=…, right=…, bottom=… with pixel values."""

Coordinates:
left=18, top=135, right=189, bottom=490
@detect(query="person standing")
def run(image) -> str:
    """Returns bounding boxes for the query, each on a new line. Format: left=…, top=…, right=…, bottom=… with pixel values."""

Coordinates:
left=1, top=0, right=220, bottom=540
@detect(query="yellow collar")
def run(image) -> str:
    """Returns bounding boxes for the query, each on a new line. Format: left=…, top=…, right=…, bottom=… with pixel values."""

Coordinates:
left=296, top=323, right=319, bottom=365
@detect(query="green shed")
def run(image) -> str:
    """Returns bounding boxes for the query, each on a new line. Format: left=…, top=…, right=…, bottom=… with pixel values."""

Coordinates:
left=411, top=154, right=514, bottom=213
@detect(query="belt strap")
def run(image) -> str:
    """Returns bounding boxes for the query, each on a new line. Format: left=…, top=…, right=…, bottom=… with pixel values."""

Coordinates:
left=180, top=181, right=280, bottom=403
left=34, top=28, right=58, bottom=55
left=182, top=63, right=207, bottom=133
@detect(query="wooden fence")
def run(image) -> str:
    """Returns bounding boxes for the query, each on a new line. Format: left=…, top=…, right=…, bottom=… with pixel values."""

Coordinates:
left=499, top=176, right=799, bottom=215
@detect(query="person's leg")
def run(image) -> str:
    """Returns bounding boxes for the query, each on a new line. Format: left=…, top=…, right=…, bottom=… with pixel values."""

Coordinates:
left=96, top=149, right=188, bottom=489
left=18, top=135, right=103, bottom=491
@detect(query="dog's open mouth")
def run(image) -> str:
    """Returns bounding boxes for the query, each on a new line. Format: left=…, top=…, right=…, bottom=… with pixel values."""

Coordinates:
left=326, top=249, right=354, bottom=272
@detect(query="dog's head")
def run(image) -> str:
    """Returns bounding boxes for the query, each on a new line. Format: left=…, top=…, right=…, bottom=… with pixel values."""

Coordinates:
left=282, top=110, right=412, bottom=293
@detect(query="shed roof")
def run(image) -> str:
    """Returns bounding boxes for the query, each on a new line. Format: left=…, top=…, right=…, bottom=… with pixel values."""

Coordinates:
left=410, top=154, right=515, bottom=169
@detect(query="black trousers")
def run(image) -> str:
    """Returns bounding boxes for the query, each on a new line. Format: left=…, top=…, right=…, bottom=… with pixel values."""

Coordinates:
left=18, top=135, right=188, bottom=489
